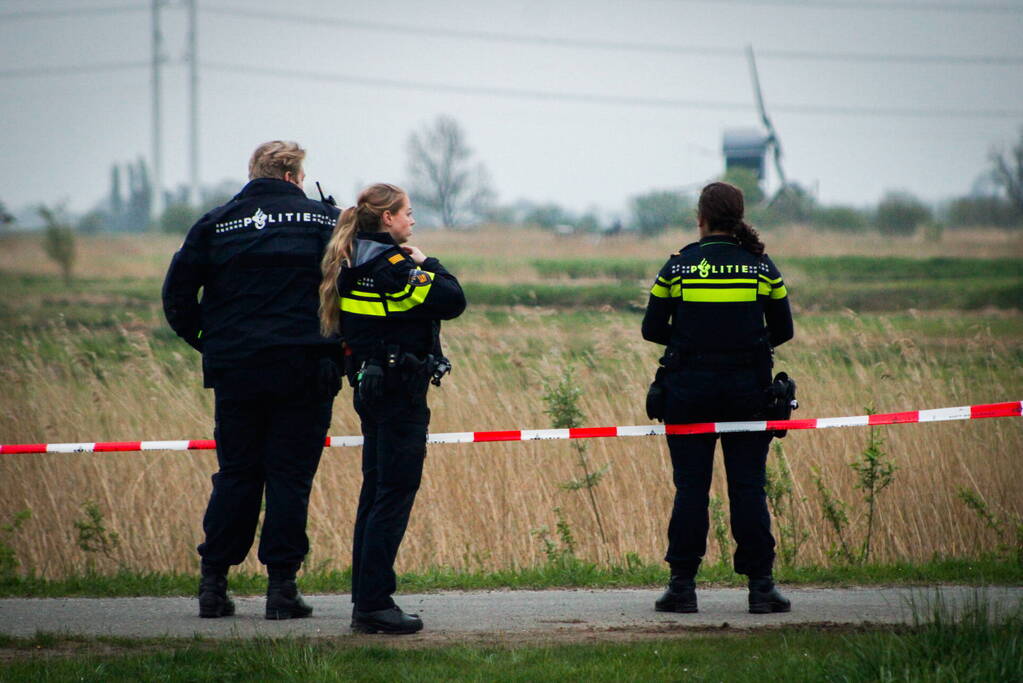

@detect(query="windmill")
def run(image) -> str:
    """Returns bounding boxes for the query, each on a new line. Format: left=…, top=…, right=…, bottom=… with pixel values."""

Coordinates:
left=747, top=44, right=789, bottom=195
left=722, top=45, right=791, bottom=201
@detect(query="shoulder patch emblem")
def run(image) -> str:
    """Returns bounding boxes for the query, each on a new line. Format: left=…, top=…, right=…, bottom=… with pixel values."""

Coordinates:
left=409, top=269, right=433, bottom=286
left=388, top=253, right=406, bottom=265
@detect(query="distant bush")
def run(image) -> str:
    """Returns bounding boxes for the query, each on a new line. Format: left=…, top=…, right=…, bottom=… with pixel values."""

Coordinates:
left=629, top=190, right=691, bottom=237
left=39, top=204, right=76, bottom=286
left=523, top=203, right=573, bottom=230
left=812, top=205, right=869, bottom=232
left=770, top=183, right=815, bottom=224
left=160, top=202, right=202, bottom=234
left=947, top=196, right=1022, bottom=229
left=875, top=191, right=931, bottom=236
left=722, top=167, right=764, bottom=205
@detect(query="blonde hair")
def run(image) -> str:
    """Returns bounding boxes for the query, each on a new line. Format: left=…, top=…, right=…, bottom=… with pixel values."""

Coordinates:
left=248, top=140, right=305, bottom=180
left=319, top=183, right=407, bottom=336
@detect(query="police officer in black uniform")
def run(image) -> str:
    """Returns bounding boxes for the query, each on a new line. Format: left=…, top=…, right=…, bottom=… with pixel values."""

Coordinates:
left=162, top=141, right=342, bottom=620
left=318, top=183, right=465, bottom=634
left=642, top=182, right=793, bottom=614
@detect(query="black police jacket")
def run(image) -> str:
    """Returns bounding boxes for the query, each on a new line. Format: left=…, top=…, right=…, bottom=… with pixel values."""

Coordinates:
left=162, top=178, right=341, bottom=378
left=336, top=231, right=466, bottom=360
left=641, top=234, right=793, bottom=353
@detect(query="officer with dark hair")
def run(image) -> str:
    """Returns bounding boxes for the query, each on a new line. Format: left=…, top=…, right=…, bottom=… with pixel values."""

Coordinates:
left=162, top=141, right=341, bottom=620
left=642, top=181, right=794, bottom=615
left=319, top=183, right=465, bottom=635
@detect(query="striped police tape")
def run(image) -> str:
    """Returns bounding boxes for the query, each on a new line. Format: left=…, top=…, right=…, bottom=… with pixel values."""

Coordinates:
left=1, top=401, right=1019, bottom=455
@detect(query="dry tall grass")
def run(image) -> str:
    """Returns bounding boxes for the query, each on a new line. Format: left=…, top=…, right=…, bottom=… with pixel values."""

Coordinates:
left=1, top=311, right=1020, bottom=578
left=1, top=229, right=1021, bottom=579
left=2, top=225, right=1021, bottom=281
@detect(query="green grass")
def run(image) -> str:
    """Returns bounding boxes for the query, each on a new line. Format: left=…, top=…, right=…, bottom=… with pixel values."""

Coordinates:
left=1, top=605, right=1020, bottom=681
left=531, top=258, right=655, bottom=281
left=2, top=557, right=1020, bottom=598
left=463, top=282, right=646, bottom=309
left=778, top=256, right=1022, bottom=281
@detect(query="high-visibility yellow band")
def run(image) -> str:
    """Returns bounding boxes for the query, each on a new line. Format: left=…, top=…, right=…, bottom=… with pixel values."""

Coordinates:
left=348, top=289, right=383, bottom=300
left=340, top=296, right=386, bottom=316
left=758, top=273, right=783, bottom=285
left=770, top=284, right=788, bottom=299
left=383, top=284, right=415, bottom=301
left=651, top=282, right=684, bottom=298
left=682, top=288, right=758, bottom=303
left=758, top=282, right=771, bottom=296
left=386, top=281, right=433, bottom=311
left=681, top=278, right=757, bottom=285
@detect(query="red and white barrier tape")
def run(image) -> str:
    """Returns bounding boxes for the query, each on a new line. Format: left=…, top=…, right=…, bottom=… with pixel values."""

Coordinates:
left=1, top=401, right=1020, bottom=455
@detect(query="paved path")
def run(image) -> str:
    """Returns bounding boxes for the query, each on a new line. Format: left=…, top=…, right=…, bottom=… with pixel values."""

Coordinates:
left=1, top=587, right=1019, bottom=640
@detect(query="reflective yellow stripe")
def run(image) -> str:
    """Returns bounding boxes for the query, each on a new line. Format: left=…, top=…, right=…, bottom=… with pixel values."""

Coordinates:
left=383, top=284, right=414, bottom=301
left=770, top=284, right=788, bottom=299
left=682, top=288, right=758, bottom=302
left=386, top=281, right=433, bottom=311
left=681, top=278, right=757, bottom=285
left=651, top=283, right=672, bottom=298
left=340, top=296, right=386, bottom=316
left=758, top=273, right=783, bottom=285
left=758, top=281, right=771, bottom=296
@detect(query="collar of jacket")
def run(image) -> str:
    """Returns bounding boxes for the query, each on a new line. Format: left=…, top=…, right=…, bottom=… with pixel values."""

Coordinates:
left=233, top=177, right=306, bottom=201
left=699, top=234, right=740, bottom=246
left=350, top=230, right=401, bottom=269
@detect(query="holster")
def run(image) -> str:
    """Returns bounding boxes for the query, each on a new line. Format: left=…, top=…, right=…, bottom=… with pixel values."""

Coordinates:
left=646, top=348, right=684, bottom=422
left=764, top=371, right=798, bottom=438
left=646, top=366, right=668, bottom=422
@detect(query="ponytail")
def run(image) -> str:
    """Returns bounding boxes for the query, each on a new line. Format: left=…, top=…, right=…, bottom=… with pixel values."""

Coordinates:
left=318, top=183, right=408, bottom=337
left=318, top=207, right=358, bottom=337
left=733, top=220, right=765, bottom=257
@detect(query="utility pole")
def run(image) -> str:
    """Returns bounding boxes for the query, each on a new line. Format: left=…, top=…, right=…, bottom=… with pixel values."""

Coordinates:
left=187, top=0, right=199, bottom=207
left=150, top=0, right=164, bottom=224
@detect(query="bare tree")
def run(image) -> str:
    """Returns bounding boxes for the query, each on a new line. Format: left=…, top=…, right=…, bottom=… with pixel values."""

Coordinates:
left=990, top=127, right=1023, bottom=216
left=406, top=115, right=494, bottom=227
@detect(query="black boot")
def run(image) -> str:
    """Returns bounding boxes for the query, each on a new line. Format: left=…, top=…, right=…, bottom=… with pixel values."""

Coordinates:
left=198, top=569, right=235, bottom=619
left=351, top=606, right=423, bottom=634
left=655, top=575, right=698, bottom=613
left=266, top=578, right=313, bottom=620
left=748, top=576, right=791, bottom=614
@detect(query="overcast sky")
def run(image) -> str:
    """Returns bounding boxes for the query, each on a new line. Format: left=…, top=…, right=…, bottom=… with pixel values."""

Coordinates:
left=2, top=0, right=1022, bottom=220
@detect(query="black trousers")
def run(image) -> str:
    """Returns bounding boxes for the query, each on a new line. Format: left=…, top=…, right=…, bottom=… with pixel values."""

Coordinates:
left=197, top=353, right=337, bottom=577
left=663, top=365, right=775, bottom=579
left=351, top=378, right=430, bottom=612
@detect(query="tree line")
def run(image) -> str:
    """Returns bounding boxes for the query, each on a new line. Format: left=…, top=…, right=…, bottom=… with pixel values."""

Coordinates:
left=2, top=120, right=1021, bottom=238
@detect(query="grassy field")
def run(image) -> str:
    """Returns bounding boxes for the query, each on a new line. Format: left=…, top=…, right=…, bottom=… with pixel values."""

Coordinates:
left=0, top=227, right=1021, bottom=581
left=1, top=605, right=1020, bottom=681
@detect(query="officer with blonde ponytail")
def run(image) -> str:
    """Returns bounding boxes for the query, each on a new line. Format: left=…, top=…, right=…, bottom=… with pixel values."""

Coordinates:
left=642, top=181, right=794, bottom=615
left=320, top=183, right=465, bottom=635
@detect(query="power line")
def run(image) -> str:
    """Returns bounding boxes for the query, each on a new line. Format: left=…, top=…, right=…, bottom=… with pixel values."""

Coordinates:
left=0, top=61, right=150, bottom=79
left=0, top=4, right=145, bottom=22
left=659, top=0, right=1023, bottom=13
left=203, top=61, right=1023, bottom=120
left=202, top=5, right=1023, bottom=66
